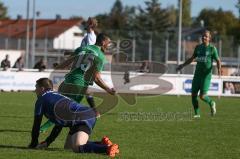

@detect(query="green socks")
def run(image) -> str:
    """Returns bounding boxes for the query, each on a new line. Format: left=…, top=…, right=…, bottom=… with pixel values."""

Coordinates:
left=40, top=120, right=54, bottom=133
left=202, top=95, right=213, bottom=107
left=192, top=95, right=215, bottom=116
left=192, top=96, right=200, bottom=115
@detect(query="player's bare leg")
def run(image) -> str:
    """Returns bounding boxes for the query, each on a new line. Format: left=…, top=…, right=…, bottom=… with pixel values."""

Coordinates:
left=71, top=131, right=89, bottom=152
left=70, top=131, right=119, bottom=157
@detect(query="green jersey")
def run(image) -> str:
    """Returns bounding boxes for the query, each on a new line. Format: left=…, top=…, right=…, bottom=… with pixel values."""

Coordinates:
left=193, top=43, right=219, bottom=76
left=64, top=45, right=106, bottom=87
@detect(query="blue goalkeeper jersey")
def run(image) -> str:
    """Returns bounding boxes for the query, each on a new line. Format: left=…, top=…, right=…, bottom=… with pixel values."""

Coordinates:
left=34, top=91, right=96, bottom=130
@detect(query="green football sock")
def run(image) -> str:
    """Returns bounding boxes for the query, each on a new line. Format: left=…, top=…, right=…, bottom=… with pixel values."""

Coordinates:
left=40, top=120, right=54, bottom=132
left=202, top=95, right=213, bottom=107
left=192, top=96, right=200, bottom=115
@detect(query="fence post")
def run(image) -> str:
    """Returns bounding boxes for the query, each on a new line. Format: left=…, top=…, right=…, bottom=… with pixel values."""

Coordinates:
left=182, top=39, right=186, bottom=62
left=238, top=45, right=240, bottom=73
left=116, top=39, right=120, bottom=63
left=218, top=39, right=222, bottom=59
left=148, top=33, right=152, bottom=62
left=132, top=38, right=136, bottom=62
left=165, top=36, right=169, bottom=64
left=17, top=39, right=21, bottom=50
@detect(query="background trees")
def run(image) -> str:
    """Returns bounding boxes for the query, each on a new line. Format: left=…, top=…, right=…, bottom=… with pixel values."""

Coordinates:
left=0, top=2, right=8, bottom=19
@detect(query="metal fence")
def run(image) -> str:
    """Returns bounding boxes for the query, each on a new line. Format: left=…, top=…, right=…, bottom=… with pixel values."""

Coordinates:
left=0, top=26, right=239, bottom=75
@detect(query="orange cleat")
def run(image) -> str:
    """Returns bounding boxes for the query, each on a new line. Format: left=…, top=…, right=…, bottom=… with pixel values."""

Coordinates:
left=101, top=136, right=113, bottom=146
left=107, top=144, right=119, bottom=157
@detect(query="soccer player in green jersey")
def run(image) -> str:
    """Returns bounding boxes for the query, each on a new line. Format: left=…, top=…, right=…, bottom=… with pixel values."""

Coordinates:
left=176, top=30, right=221, bottom=118
left=39, top=33, right=115, bottom=133
left=59, top=33, right=115, bottom=100
left=79, top=17, right=98, bottom=113
left=40, top=18, right=100, bottom=133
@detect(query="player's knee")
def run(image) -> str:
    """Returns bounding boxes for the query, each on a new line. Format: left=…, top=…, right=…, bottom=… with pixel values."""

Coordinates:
left=191, top=93, right=198, bottom=96
left=191, top=94, right=197, bottom=100
left=191, top=95, right=198, bottom=104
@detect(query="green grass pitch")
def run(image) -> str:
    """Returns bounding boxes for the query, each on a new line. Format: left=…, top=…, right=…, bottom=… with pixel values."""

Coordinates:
left=0, top=92, right=240, bottom=159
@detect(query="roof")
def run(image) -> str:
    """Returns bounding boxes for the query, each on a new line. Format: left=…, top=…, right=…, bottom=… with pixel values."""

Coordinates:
left=167, top=26, right=205, bottom=36
left=0, top=18, right=83, bottom=39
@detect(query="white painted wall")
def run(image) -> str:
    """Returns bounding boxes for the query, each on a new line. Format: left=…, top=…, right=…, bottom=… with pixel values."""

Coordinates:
left=53, top=26, right=84, bottom=50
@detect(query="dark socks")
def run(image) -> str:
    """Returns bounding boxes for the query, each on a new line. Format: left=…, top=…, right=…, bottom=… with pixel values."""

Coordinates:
left=78, top=141, right=107, bottom=153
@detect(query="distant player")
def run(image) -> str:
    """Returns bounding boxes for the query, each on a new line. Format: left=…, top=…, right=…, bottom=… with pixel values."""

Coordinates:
left=176, top=30, right=221, bottom=118
left=28, top=78, right=119, bottom=157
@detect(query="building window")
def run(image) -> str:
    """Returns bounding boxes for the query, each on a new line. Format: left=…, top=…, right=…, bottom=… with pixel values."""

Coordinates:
left=74, top=32, right=83, bottom=37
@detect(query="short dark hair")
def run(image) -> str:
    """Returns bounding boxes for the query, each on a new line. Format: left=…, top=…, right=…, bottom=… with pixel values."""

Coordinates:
left=95, top=33, right=110, bottom=46
left=36, top=78, right=53, bottom=90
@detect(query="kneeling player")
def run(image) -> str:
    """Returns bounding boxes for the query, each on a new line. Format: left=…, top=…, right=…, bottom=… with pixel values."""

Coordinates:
left=28, top=78, right=119, bottom=157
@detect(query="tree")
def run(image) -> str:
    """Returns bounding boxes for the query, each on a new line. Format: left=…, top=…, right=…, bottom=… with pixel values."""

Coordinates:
left=0, top=2, right=8, bottom=19
left=109, top=0, right=125, bottom=30
left=165, top=5, right=177, bottom=27
left=182, top=0, right=191, bottom=27
left=109, top=0, right=136, bottom=32
left=194, top=8, right=237, bottom=35
left=94, top=0, right=175, bottom=62
left=134, top=0, right=171, bottom=32
left=94, top=13, right=109, bottom=30
left=193, top=8, right=240, bottom=57
left=231, top=22, right=240, bottom=44
left=95, top=0, right=135, bottom=32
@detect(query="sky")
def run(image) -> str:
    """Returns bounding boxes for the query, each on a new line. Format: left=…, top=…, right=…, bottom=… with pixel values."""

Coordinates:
left=1, top=0, right=239, bottom=19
